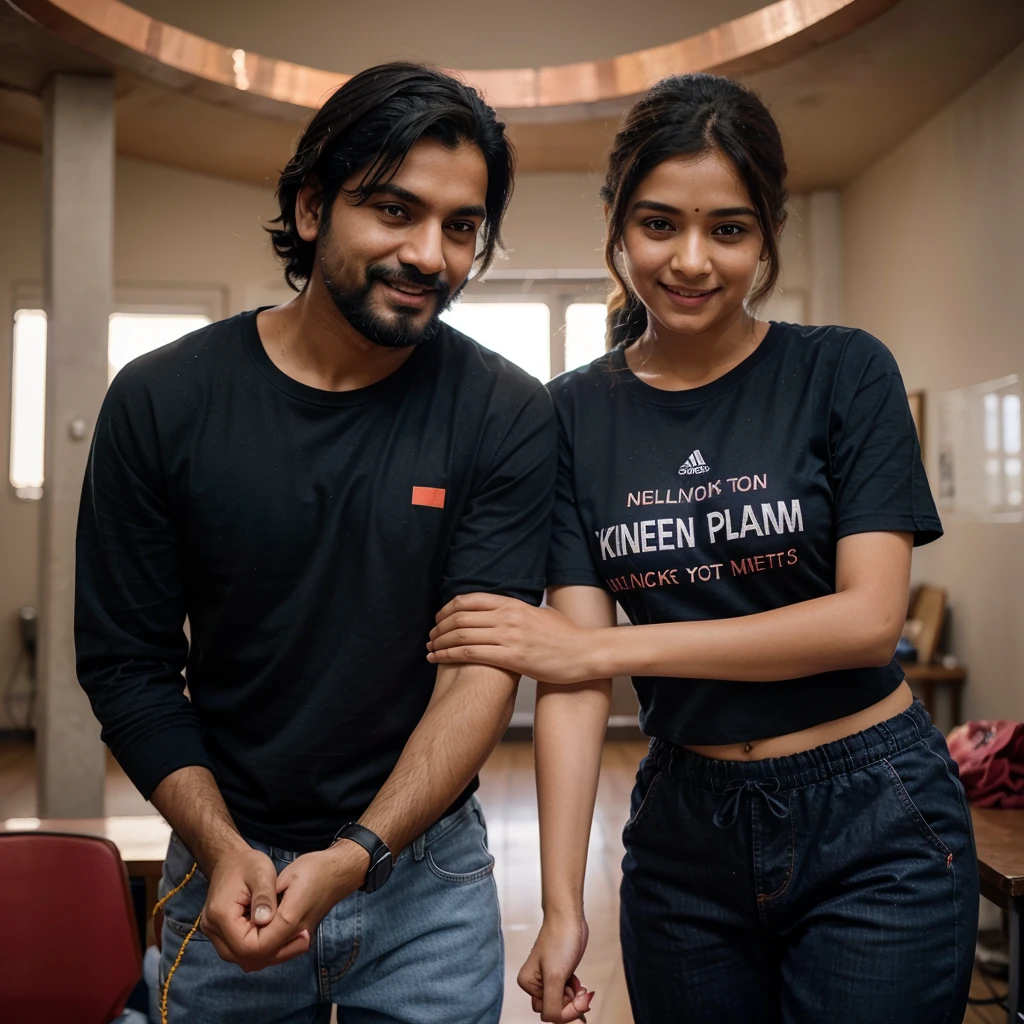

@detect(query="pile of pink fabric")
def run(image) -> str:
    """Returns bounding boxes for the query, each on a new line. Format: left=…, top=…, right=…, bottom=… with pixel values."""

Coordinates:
left=947, top=721, right=1024, bottom=808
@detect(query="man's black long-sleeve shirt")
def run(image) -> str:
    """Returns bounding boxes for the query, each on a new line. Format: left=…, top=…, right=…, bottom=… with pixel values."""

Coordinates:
left=75, top=310, right=556, bottom=850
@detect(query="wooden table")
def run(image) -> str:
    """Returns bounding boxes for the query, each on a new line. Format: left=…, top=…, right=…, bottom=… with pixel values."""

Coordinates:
left=900, top=662, right=967, bottom=726
left=971, top=806, right=1024, bottom=1023
left=1, top=814, right=170, bottom=942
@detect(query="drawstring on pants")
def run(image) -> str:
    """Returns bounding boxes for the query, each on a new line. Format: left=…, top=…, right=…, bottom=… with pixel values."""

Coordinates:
left=712, top=778, right=789, bottom=828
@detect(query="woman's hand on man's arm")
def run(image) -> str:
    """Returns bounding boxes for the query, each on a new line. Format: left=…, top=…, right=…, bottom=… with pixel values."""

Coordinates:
left=427, top=591, right=611, bottom=684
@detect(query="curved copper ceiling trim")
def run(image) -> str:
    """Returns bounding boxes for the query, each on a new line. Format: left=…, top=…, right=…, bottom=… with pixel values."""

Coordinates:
left=10, top=0, right=900, bottom=117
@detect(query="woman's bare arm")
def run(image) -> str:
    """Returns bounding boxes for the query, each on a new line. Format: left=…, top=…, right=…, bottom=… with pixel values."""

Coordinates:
left=518, top=585, right=616, bottom=1023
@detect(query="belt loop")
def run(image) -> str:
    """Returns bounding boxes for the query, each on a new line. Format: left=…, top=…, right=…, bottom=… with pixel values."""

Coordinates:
left=913, top=700, right=926, bottom=737
left=413, top=833, right=426, bottom=862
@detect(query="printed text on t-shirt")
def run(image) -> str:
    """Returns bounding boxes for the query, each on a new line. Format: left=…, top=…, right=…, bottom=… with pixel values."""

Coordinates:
left=626, top=474, right=767, bottom=507
left=595, top=499, right=803, bottom=561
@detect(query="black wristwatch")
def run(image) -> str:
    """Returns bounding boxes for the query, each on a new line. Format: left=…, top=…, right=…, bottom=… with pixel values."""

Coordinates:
left=331, top=823, right=394, bottom=893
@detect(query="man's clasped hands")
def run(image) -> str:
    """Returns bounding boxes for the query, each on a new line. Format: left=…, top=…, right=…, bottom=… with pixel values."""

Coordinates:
left=187, top=836, right=370, bottom=972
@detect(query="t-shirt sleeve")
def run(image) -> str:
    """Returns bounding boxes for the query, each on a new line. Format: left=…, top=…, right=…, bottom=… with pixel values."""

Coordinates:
left=546, top=399, right=607, bottom=589
left=75, top=369, right=215, bottom=799
left=439, top=385, right=558, bottom=606
left=829, top=331, right=942, bottom=546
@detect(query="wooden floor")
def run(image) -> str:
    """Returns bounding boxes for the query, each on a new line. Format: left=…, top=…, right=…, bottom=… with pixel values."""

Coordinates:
left=0, top=737, right=1007, bottom=1023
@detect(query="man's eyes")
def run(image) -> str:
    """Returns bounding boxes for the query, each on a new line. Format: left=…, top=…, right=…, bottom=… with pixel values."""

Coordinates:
left=376, top=206, right=478, bottom=235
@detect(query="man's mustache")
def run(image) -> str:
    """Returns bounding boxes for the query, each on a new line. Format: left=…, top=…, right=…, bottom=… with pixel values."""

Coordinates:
left=365, top=262, right=447, bottom=295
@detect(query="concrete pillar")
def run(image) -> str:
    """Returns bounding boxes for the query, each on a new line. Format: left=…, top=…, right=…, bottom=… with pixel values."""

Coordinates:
left=37, top=75, right=114, bottom=817
left=808, top=189, right=844, bottom=326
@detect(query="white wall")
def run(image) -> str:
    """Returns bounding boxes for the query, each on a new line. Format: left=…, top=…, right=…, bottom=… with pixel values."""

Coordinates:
left=844, top=42, right=1024, bottom=720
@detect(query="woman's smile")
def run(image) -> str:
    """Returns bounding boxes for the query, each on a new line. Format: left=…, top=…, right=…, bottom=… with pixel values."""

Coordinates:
left=658, top=282, right=721, bottom=307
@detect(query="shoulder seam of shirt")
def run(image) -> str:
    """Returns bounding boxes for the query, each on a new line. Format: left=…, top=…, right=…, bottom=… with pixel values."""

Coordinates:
left=825, top=330, right=856, bottom=484
left=827, top=329, right=898, bottom=478
left=100, top=372, right=171, bottom=505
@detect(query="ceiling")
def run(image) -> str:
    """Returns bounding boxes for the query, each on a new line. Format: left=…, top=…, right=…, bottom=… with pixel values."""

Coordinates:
left=1, top=0, right=1022, bottom=191
left=120, top=0, right=770, bottom=73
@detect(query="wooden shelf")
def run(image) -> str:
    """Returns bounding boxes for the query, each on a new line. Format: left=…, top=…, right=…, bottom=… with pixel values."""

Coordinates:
left=898, top=661, right=967, bottom=726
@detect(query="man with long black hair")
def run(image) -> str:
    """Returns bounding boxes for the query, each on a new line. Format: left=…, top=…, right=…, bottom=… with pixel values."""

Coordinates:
left=76, top=63, right=555, bottom=1021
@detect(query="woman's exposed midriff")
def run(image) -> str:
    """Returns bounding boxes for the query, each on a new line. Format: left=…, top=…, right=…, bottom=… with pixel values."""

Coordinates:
left=681, top=679, right=914, bottom=761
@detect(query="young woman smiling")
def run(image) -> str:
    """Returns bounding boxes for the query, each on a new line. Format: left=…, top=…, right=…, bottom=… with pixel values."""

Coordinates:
left=427, top=74, right=977, bottom=1024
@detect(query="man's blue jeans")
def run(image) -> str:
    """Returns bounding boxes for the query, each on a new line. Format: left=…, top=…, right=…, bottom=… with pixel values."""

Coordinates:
left=620, top=700, right=979, bottom=1023
left=157, top=796, right=503, bottom=1023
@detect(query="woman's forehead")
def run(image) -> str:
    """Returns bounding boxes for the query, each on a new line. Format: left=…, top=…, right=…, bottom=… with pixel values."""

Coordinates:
left=633, top=150, right=752, bottom=208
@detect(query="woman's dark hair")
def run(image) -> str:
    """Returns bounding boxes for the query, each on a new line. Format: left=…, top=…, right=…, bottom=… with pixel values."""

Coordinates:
left=269, top=62, right=516, bottom=290
left=600, top=73, right=788, bottom=346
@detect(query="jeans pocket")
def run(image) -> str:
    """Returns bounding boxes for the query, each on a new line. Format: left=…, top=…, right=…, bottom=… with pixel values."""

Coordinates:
left=160, top=836, right=210, bottom=941
left=623, top=765, right=665, bottom=838
left=923, top=737, right=976, bottom=857
left=426, top=808, right=496, bottom=884
left=882, top=756, right=953, bottom=861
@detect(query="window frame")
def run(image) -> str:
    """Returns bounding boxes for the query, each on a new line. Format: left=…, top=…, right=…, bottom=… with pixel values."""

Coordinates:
left=938, top=373, right=1023, bottom=523
left=461, top=270, right=610, bottom=379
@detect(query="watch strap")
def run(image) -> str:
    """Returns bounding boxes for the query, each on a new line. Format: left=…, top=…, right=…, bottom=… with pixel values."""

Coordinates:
left=332, top=822, right=393, bottom=893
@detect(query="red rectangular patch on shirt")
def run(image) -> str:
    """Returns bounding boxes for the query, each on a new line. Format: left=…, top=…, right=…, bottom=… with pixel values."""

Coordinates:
left=411, top=486, right=446, bottom=509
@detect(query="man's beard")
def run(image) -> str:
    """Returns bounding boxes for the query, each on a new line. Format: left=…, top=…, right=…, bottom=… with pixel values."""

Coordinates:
left=320, top=254, right=462, bottom=350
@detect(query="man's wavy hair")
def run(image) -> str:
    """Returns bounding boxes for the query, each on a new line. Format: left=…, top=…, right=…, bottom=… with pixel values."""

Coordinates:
left=268, top=62, right=516, bottom=291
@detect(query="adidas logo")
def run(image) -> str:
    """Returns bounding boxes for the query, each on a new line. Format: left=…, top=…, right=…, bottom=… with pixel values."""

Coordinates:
left=678, top=449, right=711, bottom=476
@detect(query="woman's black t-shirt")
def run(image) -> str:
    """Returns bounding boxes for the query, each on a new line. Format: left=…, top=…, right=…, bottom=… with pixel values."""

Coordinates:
left=546, top=322, right=942, bottom=745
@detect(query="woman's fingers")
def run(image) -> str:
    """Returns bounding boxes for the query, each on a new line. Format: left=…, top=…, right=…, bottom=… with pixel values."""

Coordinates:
left=427, top=626, right=507, bottom=652
left=427, top=643, right=510, bottom=668
left=429, top=610, right=499, bottom=641
left=434, top=592, right=511, bottom=623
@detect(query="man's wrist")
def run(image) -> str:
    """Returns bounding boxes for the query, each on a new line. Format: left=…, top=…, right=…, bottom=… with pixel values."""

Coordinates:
left=192, top=826, right=249, bottom=876
left=326, top=838, right=372, bottom=897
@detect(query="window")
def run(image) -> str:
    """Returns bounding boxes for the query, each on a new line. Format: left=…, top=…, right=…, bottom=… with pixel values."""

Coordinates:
left=441, top=302, right=551, bottom=382
left=939, top=375, right=1023, bottom=520
left=107, top=313, right=210, bottom=382
left=9, top=309, right=211, bottom=499
left=564, top=302, right=607, bottom=372
left=9, top=310, right=47, bottom=498
left=439, top=272, right=610, bottom=384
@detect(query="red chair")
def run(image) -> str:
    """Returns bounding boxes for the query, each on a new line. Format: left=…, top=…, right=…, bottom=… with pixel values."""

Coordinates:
left=0, top=831, right=142, bottom=1024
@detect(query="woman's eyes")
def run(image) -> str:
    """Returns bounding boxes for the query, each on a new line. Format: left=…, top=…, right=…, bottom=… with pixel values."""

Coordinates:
left=641, top=219, right=748, bottom=238
left=643, top=218, right=675, bottom=233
